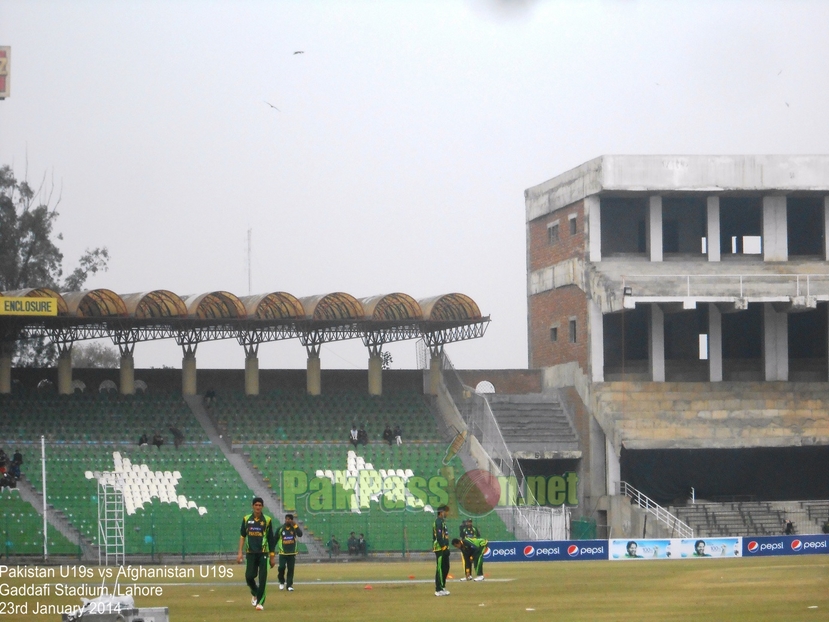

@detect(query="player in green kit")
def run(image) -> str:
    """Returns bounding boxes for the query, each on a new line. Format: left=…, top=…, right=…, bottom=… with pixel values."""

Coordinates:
left=452, top=535, right=488, bottom=581
left=433, top=505, right=450, bottom=596
left=237, top=497, right=276, bottom=610
left=276, top=513, right=303, bottom=591
left=459, top=519, right=480, bottom=580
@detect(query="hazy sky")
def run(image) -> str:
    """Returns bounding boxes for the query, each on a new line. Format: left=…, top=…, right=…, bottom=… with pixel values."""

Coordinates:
left=2, top=0, right=828, bottom=372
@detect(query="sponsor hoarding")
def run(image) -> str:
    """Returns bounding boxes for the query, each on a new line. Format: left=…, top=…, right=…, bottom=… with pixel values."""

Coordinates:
left=484, top=540, right=607, bottom=562
left=610, top=538, right=673, bottom=559
left=743, top=535, right=829, bottom=556
left=610, top=538, right=742, bottom=560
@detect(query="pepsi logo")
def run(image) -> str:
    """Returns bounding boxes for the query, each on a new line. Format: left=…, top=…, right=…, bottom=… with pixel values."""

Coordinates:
left=747, top=541, right=759, bottom=553
left=523, top=546, right=535, bottom=558
left=483, top=547, right=492, bottom=558
left=567, top=544, right=579, bottom=557
left=790, top=539, right=802, bottom=551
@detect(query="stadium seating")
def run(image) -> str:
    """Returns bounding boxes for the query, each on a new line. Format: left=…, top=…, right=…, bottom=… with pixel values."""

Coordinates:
left=0, top=487, right=80, bottom=556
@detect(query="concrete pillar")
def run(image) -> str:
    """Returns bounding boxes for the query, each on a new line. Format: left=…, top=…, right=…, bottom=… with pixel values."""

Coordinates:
left=589, top=299, right=604, bottom=382
left=649, top=304, right=665, bottom=382
left=763, top=195, right=788, bottom=261
left=708, top=303, right=723, bottom=382
left=0, top=344, right=11, bottom=394
left=823, top=197, right=829, bottom=261
left=368, top=353, right=382, bottom=396
left=245, top=355, right=259, bottom=396
left=119, top=353, right=135, bottom=395
left=57, top=350, right=73, bottom=395
left=707, top=196, right=721, bottom=261
left=428, top=355, right=442, bottom=396
left=307, top=352, right=321, bottom=396
left=649, top=195, right=663, bottom=262
left=586, top=195, right=601, bottom=262
left=182, top=353, right=197, bottom=396
left=606, top=437, right=621, bottom=497
left=763, top=303, right=788, bottom=381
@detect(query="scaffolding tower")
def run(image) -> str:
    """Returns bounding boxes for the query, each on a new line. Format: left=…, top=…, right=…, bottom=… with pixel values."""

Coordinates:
left=98, top=480, right=125, bottom=565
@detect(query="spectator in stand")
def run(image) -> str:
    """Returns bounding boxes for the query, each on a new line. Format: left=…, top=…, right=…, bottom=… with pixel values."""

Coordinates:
left=152, top=432, right=164, bottom=449
left=347, top=532, right=358, bottom=556
left=349, top=425, right=359, bottom=448
left=169, top=426, right=185, bottom=449
left=382, top=425, right=394, bottom=446
left=138, top=433, right=149, bottom=447
left=12, top=450, right=22, bottom=467
left=822, top=519, right=829, bottom=534
left=358, top=533, right=368, bottom=557
left=393, top=425, right=402, bottom=446
left=784, top=519, right=795, bottom=535
left=326, top=534, right=340, bottom=557
left=205, top=388, right=216, bottom=408
left=357, top=426, right=368, bottom=446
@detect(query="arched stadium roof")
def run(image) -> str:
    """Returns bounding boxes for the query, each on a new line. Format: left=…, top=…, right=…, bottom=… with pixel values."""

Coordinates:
left=1, top=288, right=488, bottom=349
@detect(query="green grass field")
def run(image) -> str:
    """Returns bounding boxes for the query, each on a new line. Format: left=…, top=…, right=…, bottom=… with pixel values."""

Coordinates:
left=1, top=556, right=827, bottom=621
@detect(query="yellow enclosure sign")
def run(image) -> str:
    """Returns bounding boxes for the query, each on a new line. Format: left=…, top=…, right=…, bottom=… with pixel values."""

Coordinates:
left=0, top=297, right=58, bottom=316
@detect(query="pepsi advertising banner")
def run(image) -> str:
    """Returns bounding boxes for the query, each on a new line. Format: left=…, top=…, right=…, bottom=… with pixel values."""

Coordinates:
left=485, top=540, right=607, bottom=562
left=743, top=535, right=829, bottom=556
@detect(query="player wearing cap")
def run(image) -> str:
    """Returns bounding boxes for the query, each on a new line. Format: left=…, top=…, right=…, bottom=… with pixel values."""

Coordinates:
left=276, top=513, right=303, bottom=591
left=433, top=505, right=450, bottom=596
left=452, top=535, right=488, bottom=581
left=237, top=497, right=276, bottom=610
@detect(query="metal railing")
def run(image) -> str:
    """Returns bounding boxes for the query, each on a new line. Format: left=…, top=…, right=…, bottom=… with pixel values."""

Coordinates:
left=621, top=273, right=829, bottom=299
left=440, top=353, right=551, bottom=540
left=619, top=481, right=693, bottom=538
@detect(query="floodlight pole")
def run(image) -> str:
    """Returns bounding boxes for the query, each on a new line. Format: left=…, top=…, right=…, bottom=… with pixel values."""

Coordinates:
left=41, top=435, right=48, bottom=561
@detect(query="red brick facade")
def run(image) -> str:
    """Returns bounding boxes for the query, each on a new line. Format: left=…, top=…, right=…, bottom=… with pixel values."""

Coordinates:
left=528, top=285, right=588, bottom=369
left=527, top=200, right=589, bottom=369
left=457, top=369, right=543, bottom=394
left=527, top=199, right=586, bottom=272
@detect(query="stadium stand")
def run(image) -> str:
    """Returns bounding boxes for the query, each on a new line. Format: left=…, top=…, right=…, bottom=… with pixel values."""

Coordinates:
left=0, top=487, right=79, bottom=556
left=209, top=388, right=514, bottom=552
left=0, top=392, right=263, bottom=556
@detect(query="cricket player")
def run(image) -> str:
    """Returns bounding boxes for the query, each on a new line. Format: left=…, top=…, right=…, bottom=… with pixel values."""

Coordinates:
left=237, top=497, right=276, bottom=610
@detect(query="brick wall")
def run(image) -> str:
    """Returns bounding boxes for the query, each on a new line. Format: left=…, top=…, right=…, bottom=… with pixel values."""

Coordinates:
left=528, top=284, right=588, bottom=369
left=527, top=198, right=589, bottom=369
left=456, top=369, right=543, bottom=394
left=527, top=199, right=586, bottom=272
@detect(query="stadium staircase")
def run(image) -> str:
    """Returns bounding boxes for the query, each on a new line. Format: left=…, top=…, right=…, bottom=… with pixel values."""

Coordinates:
left=14, top=476, right=94, bottom=559
left=0, top=486, right=81, bottom=558
left=487, top=393, right=580, bottom=459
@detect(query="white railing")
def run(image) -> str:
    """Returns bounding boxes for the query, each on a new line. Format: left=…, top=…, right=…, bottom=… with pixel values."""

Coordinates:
left=619, top=481, right=694, bottom=539
left=621, top=273, right=829, bottom=299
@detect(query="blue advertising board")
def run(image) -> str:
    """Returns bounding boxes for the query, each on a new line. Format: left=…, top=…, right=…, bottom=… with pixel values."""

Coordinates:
left=743, top=534, right=829, bottom=556
left=484, top=540, right=608, bottom=562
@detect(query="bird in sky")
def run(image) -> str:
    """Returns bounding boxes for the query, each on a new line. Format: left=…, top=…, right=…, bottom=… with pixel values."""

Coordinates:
left=293, top=51, right=304, bottom=55
left=264, top=101, right=281, bottom=111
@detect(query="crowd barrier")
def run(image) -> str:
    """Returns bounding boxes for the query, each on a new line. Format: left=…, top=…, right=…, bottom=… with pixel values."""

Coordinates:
left=484, top=534, right=829, bottom=562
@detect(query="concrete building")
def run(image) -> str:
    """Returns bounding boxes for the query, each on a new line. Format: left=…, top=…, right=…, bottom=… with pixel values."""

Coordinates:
left=525, top=155, right=829, bottom=526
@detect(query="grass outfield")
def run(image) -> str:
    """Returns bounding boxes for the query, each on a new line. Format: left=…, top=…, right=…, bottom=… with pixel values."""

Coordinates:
left=1, top=556, right=827, bottom=621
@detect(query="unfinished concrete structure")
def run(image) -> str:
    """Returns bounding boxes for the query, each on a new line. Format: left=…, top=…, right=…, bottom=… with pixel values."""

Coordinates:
left=526, top=155, right=829, bottom=530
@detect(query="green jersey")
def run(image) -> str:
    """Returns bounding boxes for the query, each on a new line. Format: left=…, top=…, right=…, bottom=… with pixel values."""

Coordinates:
left=433, top=516, right=448, bottom=552
left=240, top=513, right=276, bottom=554
left=276, top=522, right=303, bottom=555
